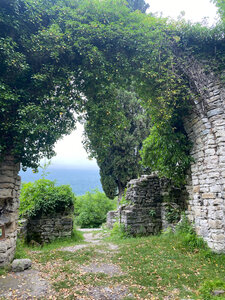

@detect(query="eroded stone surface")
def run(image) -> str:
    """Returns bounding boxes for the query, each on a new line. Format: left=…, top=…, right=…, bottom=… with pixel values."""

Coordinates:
left=81, top=263, right=123, bottom=276
left=0, top=269, right=50, bottom=299
left=78, top=285, right=131, bottom=300
left=26, top=214, right=74, bottom=244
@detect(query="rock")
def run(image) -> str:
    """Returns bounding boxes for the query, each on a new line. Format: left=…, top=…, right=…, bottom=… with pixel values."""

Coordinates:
left=11, top=259, right=32, bottom=272
left=212, top=290, right=225, bottom=296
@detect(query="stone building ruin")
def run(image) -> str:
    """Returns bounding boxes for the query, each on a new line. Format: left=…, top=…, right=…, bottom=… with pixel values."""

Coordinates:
left=21, top=213, right=74, bottom=245
left=107, top=174, right=187, bottom=235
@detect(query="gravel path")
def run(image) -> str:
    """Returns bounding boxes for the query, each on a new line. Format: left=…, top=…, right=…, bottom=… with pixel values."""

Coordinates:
left=0, top=228, right=129, bottom=300
left=0, top=269, right=50, bottom=299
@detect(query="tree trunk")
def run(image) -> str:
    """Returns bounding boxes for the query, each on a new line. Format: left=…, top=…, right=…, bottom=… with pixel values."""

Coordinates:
left=117, top=181, right=125, bottom=205
left=0, top=155, right=21, bottom=266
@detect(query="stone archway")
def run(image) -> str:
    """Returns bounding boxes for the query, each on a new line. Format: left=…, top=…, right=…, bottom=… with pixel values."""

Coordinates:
left=1, top=63, right=225, bottom=268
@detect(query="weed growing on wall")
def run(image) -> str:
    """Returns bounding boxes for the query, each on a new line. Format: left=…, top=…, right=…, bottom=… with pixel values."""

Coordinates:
left=109, top=221, right=130, bottom=240
left=175, top=215, right=209, bottom=252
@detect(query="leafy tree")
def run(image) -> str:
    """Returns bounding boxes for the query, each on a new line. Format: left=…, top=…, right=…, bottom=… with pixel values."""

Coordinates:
left=74, top=189, right=116, bottom=228
left=212, top=0, right=225, bottom=21
left=83, top=88, right=150, bottom=201
left=126, top=0, right=150, bottom=13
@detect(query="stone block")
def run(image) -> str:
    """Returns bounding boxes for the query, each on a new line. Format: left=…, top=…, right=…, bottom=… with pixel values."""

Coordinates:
left=11, top=259, right=32, bottom=272
left=202, top=193, right=216, bottom=199
left=210, top=185, right=222, bottom=193
left=212, top=234, right=225, bottom=242
left=209, top=220, right=223, bottom=229
left=0, top=243, right=7, bottom=253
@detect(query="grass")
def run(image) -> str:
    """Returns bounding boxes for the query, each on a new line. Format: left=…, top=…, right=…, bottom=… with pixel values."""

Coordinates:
left=14, top=228, right=84, bottom=259
left=5, top=226, right=225, bottom=299
left=111, top=234, right=225, bottom=299
left=0, top=267, right=7, bottom=276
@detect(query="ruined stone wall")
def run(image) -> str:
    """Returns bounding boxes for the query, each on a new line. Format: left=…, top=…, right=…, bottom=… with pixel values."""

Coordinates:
left=182, top=62, right=225, bottom=253
left=0, top=155, right=20, bottom=267
left=120, top=175, right=162, bottom=235
left=107, top=174, right=186, bottom=235
left=26, top=214, right=74, bottom=244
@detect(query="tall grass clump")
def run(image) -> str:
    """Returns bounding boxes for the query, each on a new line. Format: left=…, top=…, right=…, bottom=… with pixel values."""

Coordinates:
left=175, top=214, right=209, bottom=251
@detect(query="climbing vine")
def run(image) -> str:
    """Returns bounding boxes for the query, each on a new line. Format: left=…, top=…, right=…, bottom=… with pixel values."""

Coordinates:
left=138, top=14, right=225, bottom=185
left=0, top=0, right=225, bottom=184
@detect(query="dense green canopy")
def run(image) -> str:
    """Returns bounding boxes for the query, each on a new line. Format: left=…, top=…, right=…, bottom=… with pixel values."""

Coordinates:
left=0, top=0, right=153, bottom=168
left=83, top=88, right=150, bottom=199
left=1, top=0, right=224, bottom=184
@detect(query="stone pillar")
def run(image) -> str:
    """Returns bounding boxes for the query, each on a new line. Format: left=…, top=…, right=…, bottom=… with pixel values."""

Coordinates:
left=183, top=64, right=225, bottom=252
left=0, top=155, right=20, bottom=267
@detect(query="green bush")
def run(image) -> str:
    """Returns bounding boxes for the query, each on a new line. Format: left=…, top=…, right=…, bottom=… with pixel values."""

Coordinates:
left=175, top=214, right=208, bottom=251
left=199, top=280, right=225, bottom=299
left=20, top=179, right=75, bottom=218
left=110, top=221, right=130, bottom=240
left=74, top=189, right=116, bottom=228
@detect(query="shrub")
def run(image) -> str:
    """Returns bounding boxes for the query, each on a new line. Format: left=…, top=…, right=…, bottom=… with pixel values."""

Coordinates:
left=175, top=214, right=208, bottom=251
left=20, top=179, right=75, bottom=218
left=74, top=189, right=116, bottom=228
left=164, top=203, right=181, bottom=224
left=199, top=280, right=225, bottom=299
left=110, top=221, right=130, bottom=240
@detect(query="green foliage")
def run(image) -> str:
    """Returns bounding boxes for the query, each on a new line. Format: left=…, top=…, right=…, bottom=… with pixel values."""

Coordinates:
left=149, top=209, right=156, bottom=218
left=110, top=221, right=130, bottom=240
left=199, top=279, right=225, bottom=299
left=0, top=268, right=7, bottom=276
left=1, top=0, right=225, bottom=185
left=20, top=179, right=75, bottom=218
left=164, top=204, right=181, bottom=224
left=119, top=188, right=130, bottom=205
left=175, top=215, right=208, bottom=251
left=175, top=214, right=194, bottom=234
left=0, top=0, right=150, bottom=168
left=212, top=0, right=225, bottom=22
left=74, top=189, right=116, bottom=228
left=14, top=238, right=29, bottom=259
left=141, top=124, right=193, bottom=185
left=83, top=88, right=150, bottom=200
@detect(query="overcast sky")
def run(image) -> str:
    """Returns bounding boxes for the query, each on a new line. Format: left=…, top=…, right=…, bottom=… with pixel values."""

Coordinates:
left=51, top=0, right=218, bottom=169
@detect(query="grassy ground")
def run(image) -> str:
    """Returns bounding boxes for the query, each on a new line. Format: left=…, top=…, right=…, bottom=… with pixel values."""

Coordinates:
left=3, top=227, right=225, bottom=299
left=109, top=234, right=225, bottom=299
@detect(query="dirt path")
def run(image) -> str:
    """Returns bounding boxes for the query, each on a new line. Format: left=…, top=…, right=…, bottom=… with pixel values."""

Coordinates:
left=0, top=229, right=132, bottom=300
